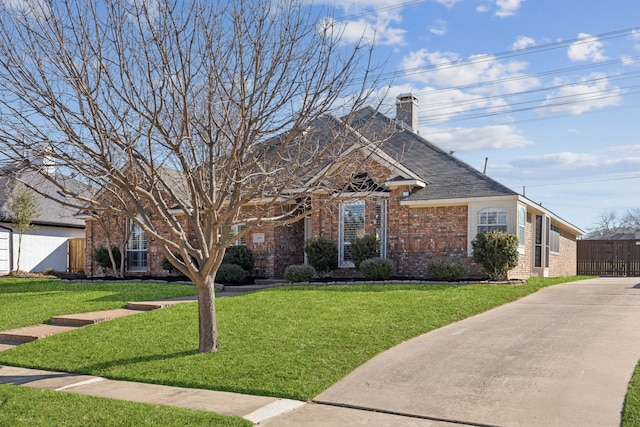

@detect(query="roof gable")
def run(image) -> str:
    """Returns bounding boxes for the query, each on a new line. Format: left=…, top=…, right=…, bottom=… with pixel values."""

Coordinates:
left=346, top=107, right=517, bottom=201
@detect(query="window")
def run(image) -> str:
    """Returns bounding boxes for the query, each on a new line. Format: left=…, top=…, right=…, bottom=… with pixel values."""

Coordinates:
left=517, top=206, right=526, bottom=244
left=550, top=224, right=560, bottom=253
left=375, top=200, right=387, bottom=258
left=339, top=201, right=365, bottom=267
left=534, top=215, right=552, bottom=268
left=126, top=220, right=147, bottom=272
left=230, top=224, right=246, bottom=246
left=338, top=200, right=387, bottom=267
left=534, top=215, right=543, bottom=268
left=545, top=217, right=550, bottom=268
left=477, top=208, right=507, bottom=234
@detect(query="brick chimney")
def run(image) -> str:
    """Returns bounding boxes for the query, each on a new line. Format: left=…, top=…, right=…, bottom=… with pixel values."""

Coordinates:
left=396, top=93, right=419, bottom=134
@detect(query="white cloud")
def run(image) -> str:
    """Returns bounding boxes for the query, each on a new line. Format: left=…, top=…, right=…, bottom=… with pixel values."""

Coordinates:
left=322, top=10, right=406, bottom=46
left=424, top=124, right=533, bottom=152
left=602, top=144, right=640, bottom=153
left=475, top=0, right=525, bottom=17
left=632, top=29, right=640, bottom=50
left=538, top=73, right=622, bottom=116
left=567, top=33, right=608, bottom=62
left=429, top=19, right=447, bottom=36
left=495, top=0, right=525, bottom=17
left=512, top=35, right=535, bottom=50
left=434, top=0, right=463, bottom=7
left=400, top=49, right=540, bottom=95
left=511, top=152, right=601, bottom=168
left=621, top=56, right=635, bottom=65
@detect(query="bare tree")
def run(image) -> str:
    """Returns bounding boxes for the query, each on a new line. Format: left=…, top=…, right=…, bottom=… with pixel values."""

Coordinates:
left=6, top=182, right=39, bottom=272
left=585, top=208, right=640, bottom=239
left=0, top=0, right=385, bottom=352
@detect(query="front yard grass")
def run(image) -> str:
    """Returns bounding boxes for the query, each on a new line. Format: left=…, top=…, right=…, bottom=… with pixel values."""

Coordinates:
left=0, top=276, right=589, bottom=401
left=0, top=383, right=250, bottom=427
left=623, top=363, right=640, bottom=426
left=0, top=278, right=196, bottom=330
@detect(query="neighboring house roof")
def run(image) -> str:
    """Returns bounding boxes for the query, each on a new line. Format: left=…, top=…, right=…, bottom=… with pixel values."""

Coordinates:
left=609, top=230, right=640, bottom=240
left=0, top=166, right=86, bottom=228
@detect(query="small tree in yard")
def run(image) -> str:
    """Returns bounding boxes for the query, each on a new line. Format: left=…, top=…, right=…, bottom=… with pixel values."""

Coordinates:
left=7, top=183, right=39, bottom=272
left=471, top=230, right=519, bottom=281
left=0, top=0, right=385, bottom=353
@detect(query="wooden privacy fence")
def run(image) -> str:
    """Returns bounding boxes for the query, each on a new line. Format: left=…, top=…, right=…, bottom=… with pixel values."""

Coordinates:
left=577, top=239, right=640, bottom=277
left=68, top=238, right=86, bottom=273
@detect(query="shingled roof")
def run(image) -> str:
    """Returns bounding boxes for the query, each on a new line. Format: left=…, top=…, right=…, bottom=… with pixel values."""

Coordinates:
left=348, top=106, right=518, bottom=201
left=0, top=166, right=86, bottom=228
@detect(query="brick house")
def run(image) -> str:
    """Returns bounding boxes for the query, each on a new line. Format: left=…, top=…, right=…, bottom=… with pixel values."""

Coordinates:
left=84, top=94, right=583, bottom=280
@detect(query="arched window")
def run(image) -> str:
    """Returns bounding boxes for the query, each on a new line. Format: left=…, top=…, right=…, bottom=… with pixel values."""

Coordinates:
left=477, top=208, right=507, bottom=234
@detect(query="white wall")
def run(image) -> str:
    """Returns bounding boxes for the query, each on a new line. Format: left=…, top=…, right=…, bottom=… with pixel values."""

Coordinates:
left=10, top=225, right=85, bottom=273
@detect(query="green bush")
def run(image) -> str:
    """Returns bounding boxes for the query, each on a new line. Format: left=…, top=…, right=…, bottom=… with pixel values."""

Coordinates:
left=352, top=235, right=380, bottom=269
left=223, top=245, right=254, bottom=271
left=304, top=237, right=338, bottom=274
left=283, top=264, right=316, bottom=283
left=161, top=253, right=199, bottom=274
left=427, top=258, right=467, bottom=281
left=215, top=263, right=246, bottom=284
left=93, top=245, right=121, bottom=269
left=161, top=255, right=179, bottom=273
left=359, top=257, right=395, bottom=281
left=471, top=230, right=519, bottom=280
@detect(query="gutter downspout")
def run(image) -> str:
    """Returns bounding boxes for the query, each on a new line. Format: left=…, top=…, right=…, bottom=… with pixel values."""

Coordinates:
left=0, top=224, right=14, bottom=273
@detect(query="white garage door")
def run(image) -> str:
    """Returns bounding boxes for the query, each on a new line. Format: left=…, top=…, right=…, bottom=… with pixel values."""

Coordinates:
left=0, top=229, right=10, bottom=275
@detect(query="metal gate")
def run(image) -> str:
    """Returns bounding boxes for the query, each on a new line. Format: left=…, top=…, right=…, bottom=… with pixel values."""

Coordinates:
left=577, top=239, right=640, bottom=277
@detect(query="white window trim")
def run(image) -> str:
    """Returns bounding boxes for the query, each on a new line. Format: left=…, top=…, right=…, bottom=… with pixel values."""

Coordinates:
left=338, top=201, right=365, bottom=268
left=126, top=218, right=148, bottom=272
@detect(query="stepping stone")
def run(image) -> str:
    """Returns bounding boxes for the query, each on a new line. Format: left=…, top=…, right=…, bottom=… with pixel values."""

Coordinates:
left=127, top=298, right=196, bottom=311
left=0, top=341, right=19, bottom=352
left=50, top=308, right=144, bottom=327
left=0, top=324, right=78, bottom=343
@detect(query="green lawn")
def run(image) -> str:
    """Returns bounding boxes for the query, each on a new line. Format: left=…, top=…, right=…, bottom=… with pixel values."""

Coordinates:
left=623, top=363, right=640, bottom=426
left=0, top=276, right=589, bottom=401
left=0, top=383, right=251, bottom=427
left=0, top=278, right=197, bottom=330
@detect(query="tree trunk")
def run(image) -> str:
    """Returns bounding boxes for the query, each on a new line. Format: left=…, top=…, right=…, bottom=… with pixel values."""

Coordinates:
left=16, top=232, right=22, bottom=271
left=196, top=274, right=219, bottom=353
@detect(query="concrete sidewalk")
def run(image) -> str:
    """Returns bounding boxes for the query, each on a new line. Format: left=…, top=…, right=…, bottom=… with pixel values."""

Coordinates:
left=0, top=365, right=305, bottom=424
left=264, top=277, right=640, bottom=426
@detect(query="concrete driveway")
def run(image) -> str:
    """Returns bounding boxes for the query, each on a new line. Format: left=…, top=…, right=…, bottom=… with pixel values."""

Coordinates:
left=263, top=278, right=640, bottom=426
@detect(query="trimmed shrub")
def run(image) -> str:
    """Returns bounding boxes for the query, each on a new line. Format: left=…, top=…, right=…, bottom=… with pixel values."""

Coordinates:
left=352, top=235, right=380, bottom=270
left=93, top=245, right=121, bottom=269
left=215, top=263, right=246, bottom=284
left=427, top=258, right=467, bottom=282
left=161, top=255, right=179, bottom=273
left=359, top=257, right=395, bottom=281
left=284, top=264, right=316, bottom=283
left=471, top=230, right=519, bottom=280
left=222, top=245, right=254, bottom=272
left=161, top=253, right=199, bottom=273
left=304, top=237, right=338, bottom=274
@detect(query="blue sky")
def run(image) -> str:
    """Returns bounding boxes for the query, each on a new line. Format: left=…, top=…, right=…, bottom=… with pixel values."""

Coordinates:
left=319, top=0, right=640, bottom=232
